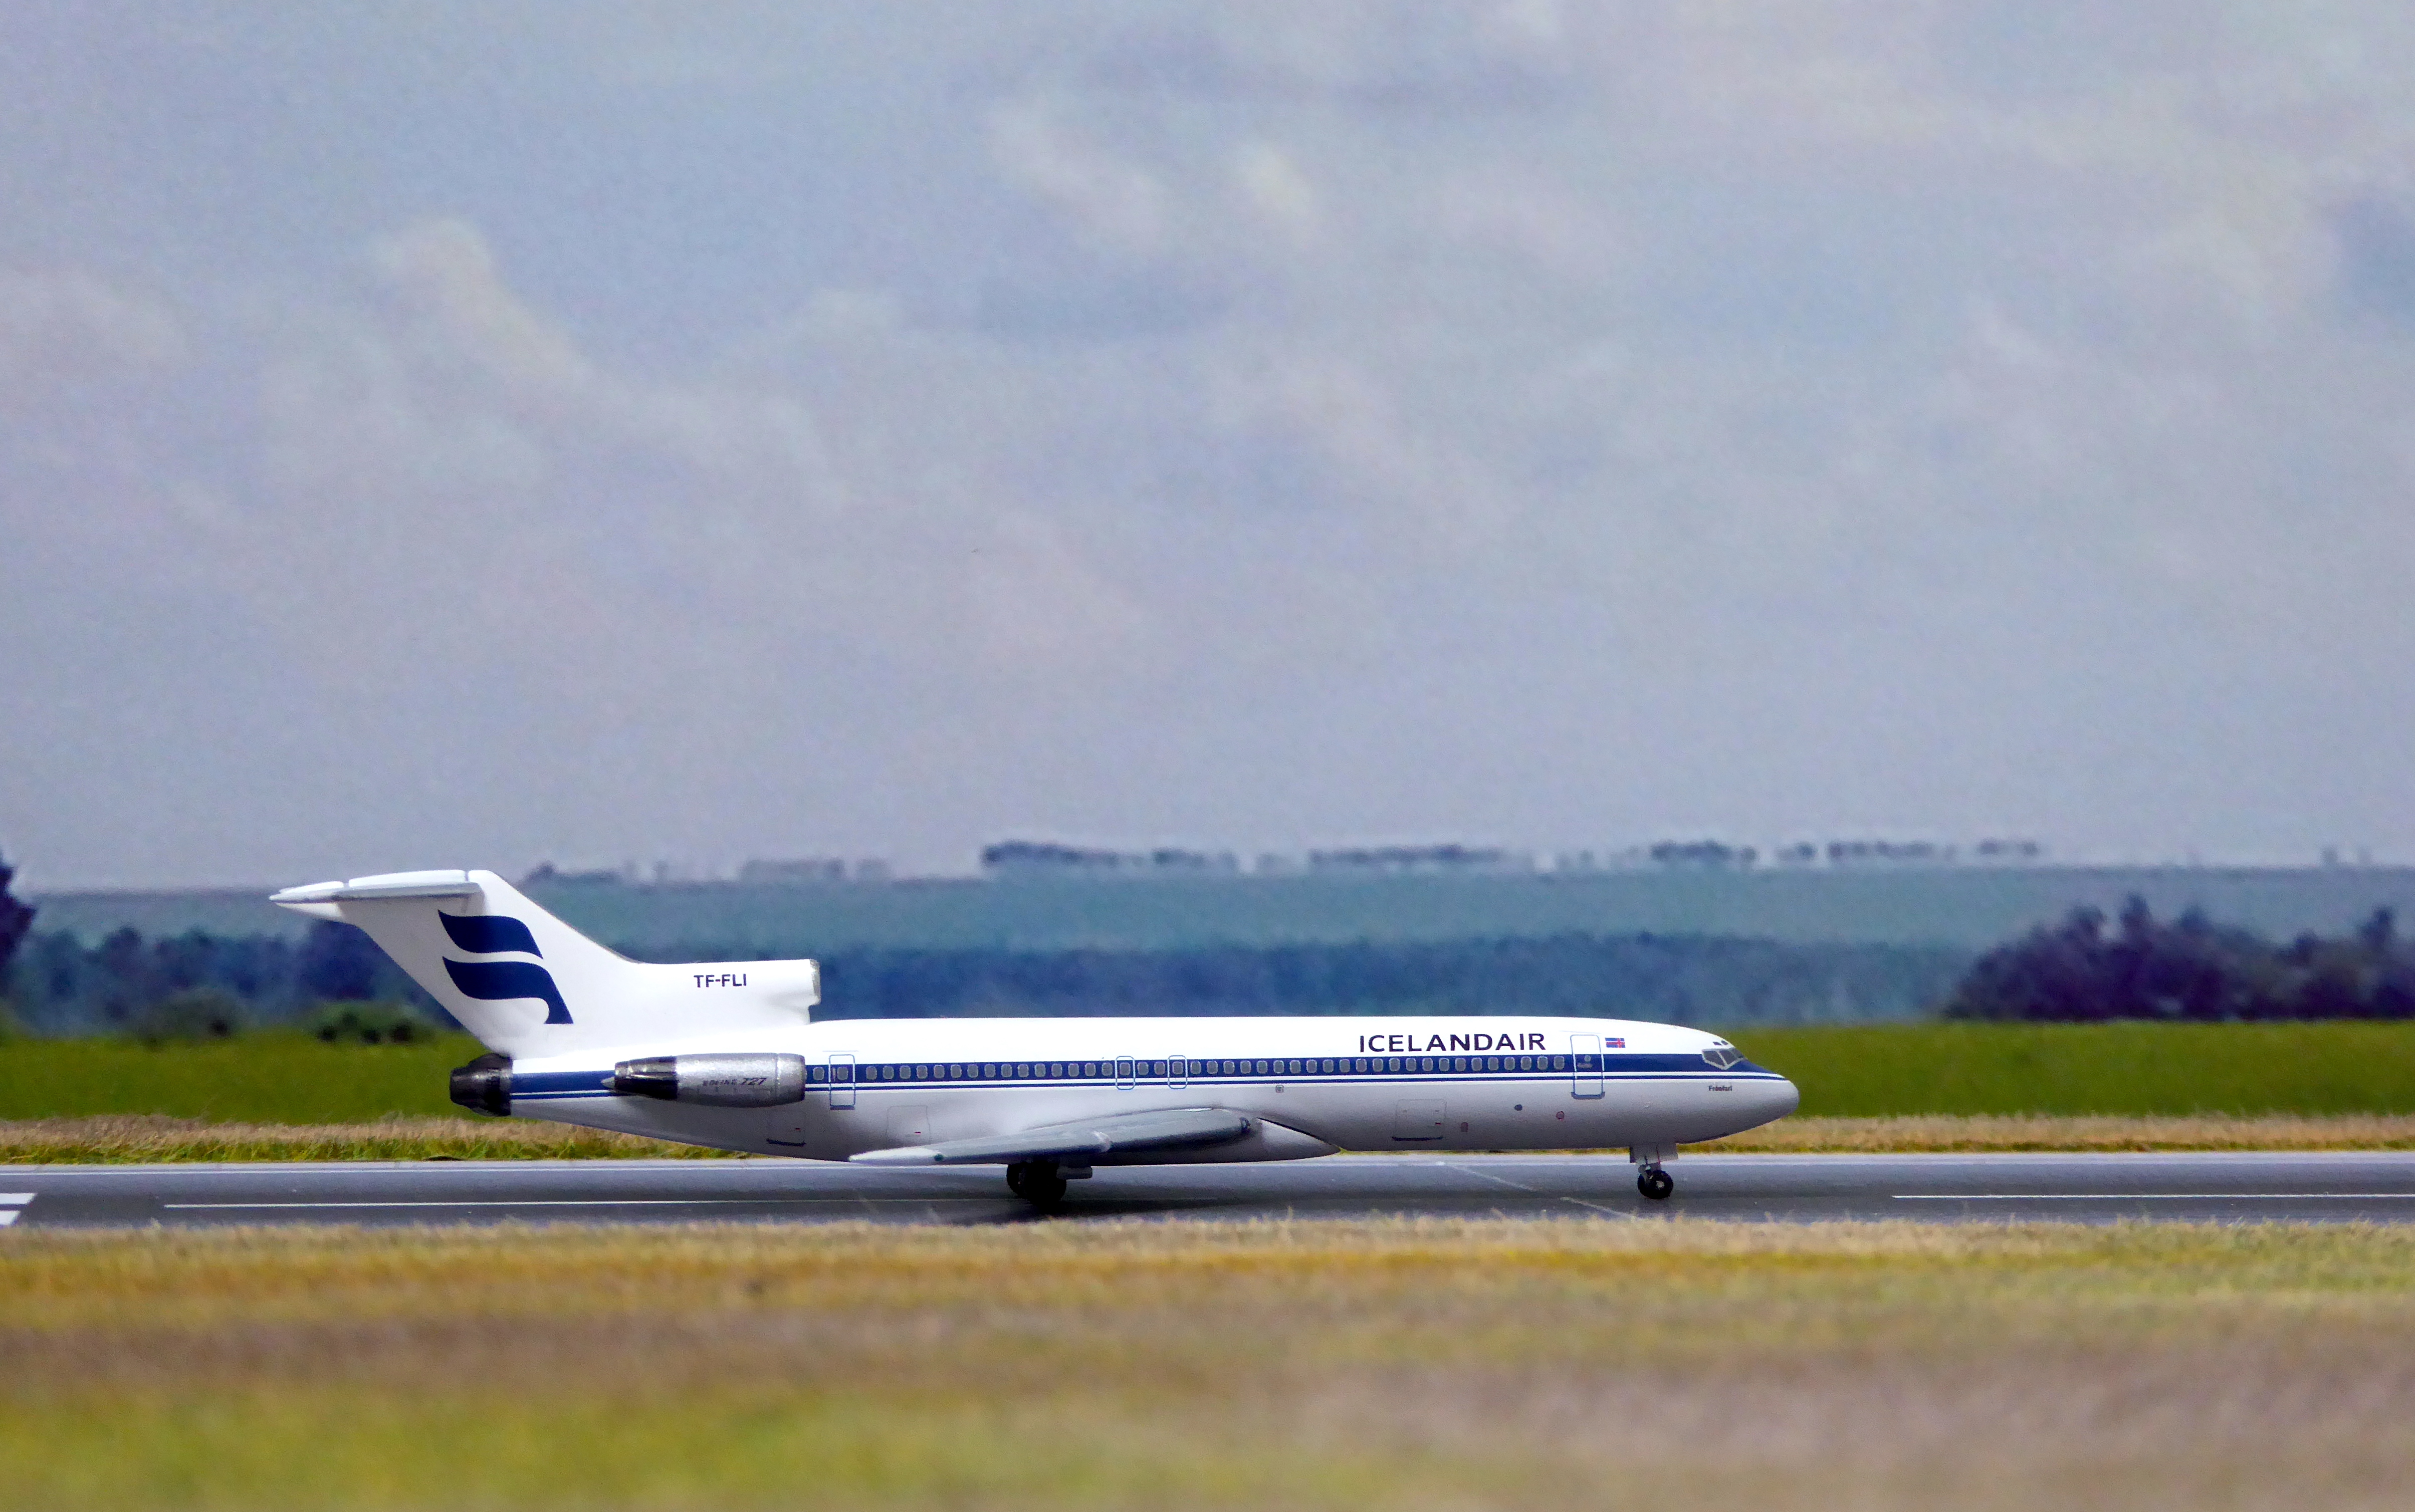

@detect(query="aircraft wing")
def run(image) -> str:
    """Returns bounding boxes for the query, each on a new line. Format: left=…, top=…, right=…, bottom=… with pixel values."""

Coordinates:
left=848, top=1107, right=1254, bottom=1166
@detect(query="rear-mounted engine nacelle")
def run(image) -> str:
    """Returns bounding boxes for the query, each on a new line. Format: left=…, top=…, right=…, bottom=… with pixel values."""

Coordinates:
left=610, top=1053, right=807, bottom=1107
left=449, top=1052, right=514, bottom=1117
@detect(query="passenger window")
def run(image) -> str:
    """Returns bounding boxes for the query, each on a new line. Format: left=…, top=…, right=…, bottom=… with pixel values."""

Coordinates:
left=1152, top=1061, right=1167, bottom=1076
left=808, top=1065, right=826, bottom=1083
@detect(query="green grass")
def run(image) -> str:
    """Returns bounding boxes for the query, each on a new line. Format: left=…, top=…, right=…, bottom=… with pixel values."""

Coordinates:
left=1732, top=1021, right=2415, bottom=1116
left=0, top=1032, right=485, bottom=1123
left=6, top=1219, right=2415, bottom=1510
left=6, top=1023, right=2415, bottom=1131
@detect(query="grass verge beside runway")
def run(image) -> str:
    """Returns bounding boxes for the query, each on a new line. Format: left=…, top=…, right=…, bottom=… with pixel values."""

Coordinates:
left=0, top=1032, right=485, bottom=1122
left=1730, top=1021, right=2415, bottom=1116
left=1704, top=1112, right=2415, bottom=1151
left=0, top=1114, right=730, bottom=1163
left=3, top=1022, right=2410, bottom=1156
left=5, top=1218, right=2415, bottom=1510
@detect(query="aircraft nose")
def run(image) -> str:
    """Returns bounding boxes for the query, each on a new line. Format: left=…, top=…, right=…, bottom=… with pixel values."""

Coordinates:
left=1770, top=1076, right=1802, bottom=1119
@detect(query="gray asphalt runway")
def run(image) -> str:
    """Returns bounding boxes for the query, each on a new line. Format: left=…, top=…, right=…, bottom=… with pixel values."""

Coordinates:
left=7, top=1151, right=2415, bottom=1227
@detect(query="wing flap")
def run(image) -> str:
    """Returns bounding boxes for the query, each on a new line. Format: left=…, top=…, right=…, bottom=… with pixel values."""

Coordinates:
left=850, top=1107, right=1254, bottom=1166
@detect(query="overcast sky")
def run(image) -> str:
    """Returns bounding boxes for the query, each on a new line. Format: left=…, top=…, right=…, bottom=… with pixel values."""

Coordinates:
left=6, top=3, right=2415, bottom=888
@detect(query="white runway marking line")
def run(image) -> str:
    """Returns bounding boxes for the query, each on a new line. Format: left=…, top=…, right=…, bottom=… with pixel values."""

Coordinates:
left=1438, top=1161, right=1632, bottom=1218
left=0, top=1192, right=33, bottom=1227
left=160, top=1197, right=1003, bottom=1211
left=1894, top=1193, right=2415, bottom=1202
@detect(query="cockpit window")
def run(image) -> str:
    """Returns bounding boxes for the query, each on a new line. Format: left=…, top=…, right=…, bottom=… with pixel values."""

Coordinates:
left=1701, top=1047, right=1743, bottom=1070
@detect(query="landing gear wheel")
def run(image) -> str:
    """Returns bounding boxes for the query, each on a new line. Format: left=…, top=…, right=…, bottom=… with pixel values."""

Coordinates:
left=1637, top=1166, right=1675, bottom=1201
left=1006, top=1160, right=1067, bottom=1211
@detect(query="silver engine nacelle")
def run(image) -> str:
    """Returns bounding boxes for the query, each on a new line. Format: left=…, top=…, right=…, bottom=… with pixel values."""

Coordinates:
left=609, top=1053, right=808, bottom=1107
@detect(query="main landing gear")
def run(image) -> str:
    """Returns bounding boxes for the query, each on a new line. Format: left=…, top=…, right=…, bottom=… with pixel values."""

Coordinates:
left=1636, top=1165, right=1675, bottom=1201
left=1005, top=1159, right=1069, bottom=1211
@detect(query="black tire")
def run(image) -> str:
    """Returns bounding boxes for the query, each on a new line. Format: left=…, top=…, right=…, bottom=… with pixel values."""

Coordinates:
left=1021, top=1165, right=1068, bottom=1211
left=1005, top=1162, right=1029, bottom=1197
left=1638, top=1166, right=1675, bottom=1201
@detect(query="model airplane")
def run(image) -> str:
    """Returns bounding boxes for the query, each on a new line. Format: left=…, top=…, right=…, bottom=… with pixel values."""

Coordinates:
left=274, top=869, right=1800, bottom=1207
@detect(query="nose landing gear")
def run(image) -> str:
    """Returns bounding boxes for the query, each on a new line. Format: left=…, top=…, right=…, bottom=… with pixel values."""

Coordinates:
left=1637, top=1165, right=1675, bottom=1201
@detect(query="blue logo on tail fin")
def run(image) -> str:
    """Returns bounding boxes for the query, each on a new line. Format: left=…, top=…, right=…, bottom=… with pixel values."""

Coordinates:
left=444, top=958, right=572, bottom=1025
left=440, top=912, right=542, bottom=957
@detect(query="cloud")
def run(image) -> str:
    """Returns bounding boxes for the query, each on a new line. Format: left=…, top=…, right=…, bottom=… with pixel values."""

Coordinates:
left=988, top=99, right=1171, bottom=254
left=0, top=267, right=184, bottom=404
left=16, top=5, right=2415, bottom=883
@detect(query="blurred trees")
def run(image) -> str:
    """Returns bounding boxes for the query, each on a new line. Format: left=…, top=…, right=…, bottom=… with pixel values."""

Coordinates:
left=10, top=922, right=442, bottom=1036
left=1945, top=898, right=2415, bottom=1021
left=22, top=900, right=2413, bottom=1034
left=12, top=926, right=1963, bottom=1032
left=809, top=934, right=1965, bottom=1025
left=0, top=849, right=34, bottom=986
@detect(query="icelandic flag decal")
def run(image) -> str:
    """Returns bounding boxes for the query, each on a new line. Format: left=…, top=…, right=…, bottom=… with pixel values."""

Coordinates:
left=1606, top=1038, right=1625, bottom=1048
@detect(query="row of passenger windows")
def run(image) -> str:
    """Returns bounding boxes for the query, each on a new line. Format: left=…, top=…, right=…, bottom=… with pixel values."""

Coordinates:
left=807, top=1055, right=1578, bottom=1084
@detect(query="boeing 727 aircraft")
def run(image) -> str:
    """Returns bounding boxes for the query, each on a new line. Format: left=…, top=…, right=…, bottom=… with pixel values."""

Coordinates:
left=274, top=869, right=1800, bottom=1207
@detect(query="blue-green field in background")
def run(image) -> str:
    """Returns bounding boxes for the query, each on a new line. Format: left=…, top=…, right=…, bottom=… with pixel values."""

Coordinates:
left=30, top=866, right=2415, bottom=953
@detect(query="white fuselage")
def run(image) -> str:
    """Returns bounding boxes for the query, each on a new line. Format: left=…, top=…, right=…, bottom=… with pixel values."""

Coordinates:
left=501, top=1014, right=1799, bottom=1162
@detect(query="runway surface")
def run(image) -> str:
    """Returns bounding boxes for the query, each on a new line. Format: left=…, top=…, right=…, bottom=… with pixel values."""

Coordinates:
left=7, top=1151, right=2415, bottom=1227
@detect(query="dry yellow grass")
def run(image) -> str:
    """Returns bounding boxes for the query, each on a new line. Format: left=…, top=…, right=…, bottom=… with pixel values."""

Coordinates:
left=0, top=1113, right=736, bottom=1163
left=1702, top=1111, right=2415, bottom=1152
left=8, top=1112, right=2415, bottom=1165
left=6, top=1218, right=2415, bottom=1509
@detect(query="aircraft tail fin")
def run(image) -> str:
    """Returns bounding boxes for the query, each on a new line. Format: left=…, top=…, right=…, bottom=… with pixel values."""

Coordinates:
left=271, top=869, right=816, bottom=1058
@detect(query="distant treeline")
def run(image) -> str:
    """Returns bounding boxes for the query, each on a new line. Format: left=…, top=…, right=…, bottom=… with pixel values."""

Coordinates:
left=1945, top=899, right=2415, bottom=1021
left=5, top=925, right=1966, bottom=1034
left=798, top=935, right=1966, bottom=1024
left=5, top=923, right=442, bottom=1037
left=24, top=900, right=2403, bottom=1036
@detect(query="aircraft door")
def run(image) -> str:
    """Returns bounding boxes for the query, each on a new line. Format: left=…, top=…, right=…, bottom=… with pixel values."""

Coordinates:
left=828, top=1055, right=856, bottom=1110
left=1394, top=1101, right=1447, bottom=1141
left=1571, top=1035, right=1604, bottom=1099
